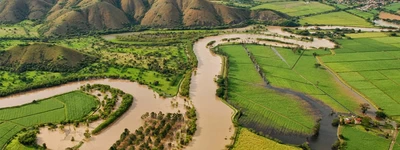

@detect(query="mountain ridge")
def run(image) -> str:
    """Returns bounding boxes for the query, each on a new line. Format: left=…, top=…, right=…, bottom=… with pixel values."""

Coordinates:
left=0, top=0, right=288, bottom=35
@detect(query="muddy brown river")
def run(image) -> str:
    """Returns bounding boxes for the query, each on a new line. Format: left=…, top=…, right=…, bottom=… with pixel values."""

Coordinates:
left=0, top=25, right=392, bottom=150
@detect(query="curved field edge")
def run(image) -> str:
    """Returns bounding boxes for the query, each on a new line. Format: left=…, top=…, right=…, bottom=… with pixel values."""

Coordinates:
left=233, top=128, right=300, bottom=150
left=0, top=91, right=97, bottom=149
left=215, top=44, right=317, bottom=135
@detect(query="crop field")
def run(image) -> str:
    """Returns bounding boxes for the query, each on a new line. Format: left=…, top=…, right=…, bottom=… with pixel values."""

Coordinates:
left=299, top=11, right=374, bottom=27
left=0, top=91, right=97, bottom=148
left=340, top=125, right=391, bottom=150
left=384, top=2, right=400, bottom=13
left=251, top=1, right=335, bottom=16
left=245, top=45, right=359, bottom=112
left=347, top=9, right=375, bottom=19
left=346, top=32, right=389, bottom=38
left=219, top=45, right=316, bottom=135
left=321, top=35, right=400, bottom=116
left=233, top=128, right=300, bottom=150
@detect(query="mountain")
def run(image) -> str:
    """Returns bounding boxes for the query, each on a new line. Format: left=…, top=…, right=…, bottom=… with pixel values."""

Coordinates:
left=0, top=43, right=97, bottom=72
left=0, top=0, right=288, bottom=35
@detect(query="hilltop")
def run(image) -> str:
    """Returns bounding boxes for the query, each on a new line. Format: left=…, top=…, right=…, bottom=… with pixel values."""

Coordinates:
left=0, top=44, right=97, bottom=72
left=0, top=0, right=288, bottom=35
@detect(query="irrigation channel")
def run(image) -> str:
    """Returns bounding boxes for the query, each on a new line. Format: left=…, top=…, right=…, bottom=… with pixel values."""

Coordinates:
left=0, top=25, right=396, bottom=149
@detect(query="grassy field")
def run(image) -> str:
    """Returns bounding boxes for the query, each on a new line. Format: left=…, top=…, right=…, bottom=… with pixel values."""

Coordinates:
left=0, top=21, right=40, bottom=37
left=251, top=1, right=335, bottom=16
left=246, top=45, right=360, bottom=113
left=0, top=91, right=97, bottom=148
left=341, top=125, right=391, bottom=150
left=233, top=128, right=300, bottom=150
left=346, top=9, right=375, bottom=19
left=384, top=2, right=400, bottom=13
left=300, top=11, right=374, bottom=27
left=4, top=133, right=36, bottom=150
left=321, top=34, right=400, bottom=116
left=219, top=45, right=316, bottom=135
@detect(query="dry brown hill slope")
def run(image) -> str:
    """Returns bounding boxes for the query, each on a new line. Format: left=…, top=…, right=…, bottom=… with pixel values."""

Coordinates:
left=0, top=43, right=97, bottom=72
left=0, top=0, right=55, bottom=23
left=0, top=0, right=287, bottom=35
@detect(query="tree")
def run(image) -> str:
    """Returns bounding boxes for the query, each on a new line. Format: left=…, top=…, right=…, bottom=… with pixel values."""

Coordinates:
left=360, top=103, right=370, bottom=114
left=375, top=111, right=387, bottom=119
left=19, top=131, right=37, bottom=146
left=43, top=143, right=47, bottom=149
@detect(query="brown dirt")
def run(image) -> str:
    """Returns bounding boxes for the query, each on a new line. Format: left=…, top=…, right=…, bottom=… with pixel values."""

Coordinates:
left=379, top=12, right=400, bottom=20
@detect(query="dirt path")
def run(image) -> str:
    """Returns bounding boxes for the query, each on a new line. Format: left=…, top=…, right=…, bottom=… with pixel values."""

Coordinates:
left=389, top=129, right=398, bottom=150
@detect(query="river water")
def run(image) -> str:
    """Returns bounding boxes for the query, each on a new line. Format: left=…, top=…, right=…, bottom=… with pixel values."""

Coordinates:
left=0, top=25, right=392, bottom=149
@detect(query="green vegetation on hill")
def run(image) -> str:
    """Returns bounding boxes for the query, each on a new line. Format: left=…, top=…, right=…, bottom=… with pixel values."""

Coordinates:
left=300, top=11, right=374, bottom=27
left=0, top=91, right=97, bottom=148
left=233, top=128, right=300, bottom=150
left=0, top=44, right=97, bottom=72
left=251, top=1, right=335, bottom=16
left=216, top=44, right=316, bottom=135
left=321, top=35, right=400, bottom=116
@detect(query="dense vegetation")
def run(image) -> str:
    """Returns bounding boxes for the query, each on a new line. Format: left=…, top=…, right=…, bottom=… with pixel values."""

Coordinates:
left=110, top=107, right=197, bottom=150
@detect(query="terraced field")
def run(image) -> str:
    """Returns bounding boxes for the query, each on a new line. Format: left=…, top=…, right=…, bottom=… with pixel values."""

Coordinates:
left=219, top=45, right=316, bottom=135
left=300, top=11, right=374, bottom=27
left=251, top=1, right=335, bottom=16
left=321, top=35, right=400, bottom=116
left=0, top=91, right=97, bottom=148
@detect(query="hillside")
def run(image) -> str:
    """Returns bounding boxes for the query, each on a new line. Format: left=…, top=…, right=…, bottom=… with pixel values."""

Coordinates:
left=0, top=0, right=287, bottom=35
left=0, top=44, right=97, bottom=72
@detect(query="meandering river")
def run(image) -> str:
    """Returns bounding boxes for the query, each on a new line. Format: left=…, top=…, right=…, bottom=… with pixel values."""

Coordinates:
left=0, top=25, right=393, bottom=149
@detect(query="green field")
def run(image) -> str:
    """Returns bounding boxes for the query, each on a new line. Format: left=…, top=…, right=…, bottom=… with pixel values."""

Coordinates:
left=233, top=128, right=300, bottom=150
left=251, top=1, right=335, bottom=16
left=300, top=11, right=374, bottom=27
left=346, top=9, right=375, bottom=19
left=384, top=2, right=400, bottom=13
left=245, top=45, right=359, bottom=113
left=341, top=125, right=391, bottom=150
left=321, top=35, right=400, bottom=116
left=219, top=45, right=316, bottom=135
left=0, top=21, right=40, bottom=38
left=0, top=91, right=97, bottom=148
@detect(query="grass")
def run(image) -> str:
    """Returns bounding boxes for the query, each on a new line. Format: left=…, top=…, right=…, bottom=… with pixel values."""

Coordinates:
left=321, top=35, right=400, bottom=116
left=299, top=11, right=374, bottom=27
left=4, top=133, right=36, bottom=150
left=219, top=44, right=316, bottom=135
left=346, top=32, right=389, bottom=38
left=246, top=45, right=360, bottom=113
left=251, top=1, right=335, bottom=16
left=341, top=125, right=391, bottom=150
left=0, top=20, right=40, bottom=38
left=384, top=3, right=400, bottom=12
left=0, top=91, right=97, bottom=148
left=233, top=128, right=300, bottom=150
left=346, top=9, right=375, bottom=19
